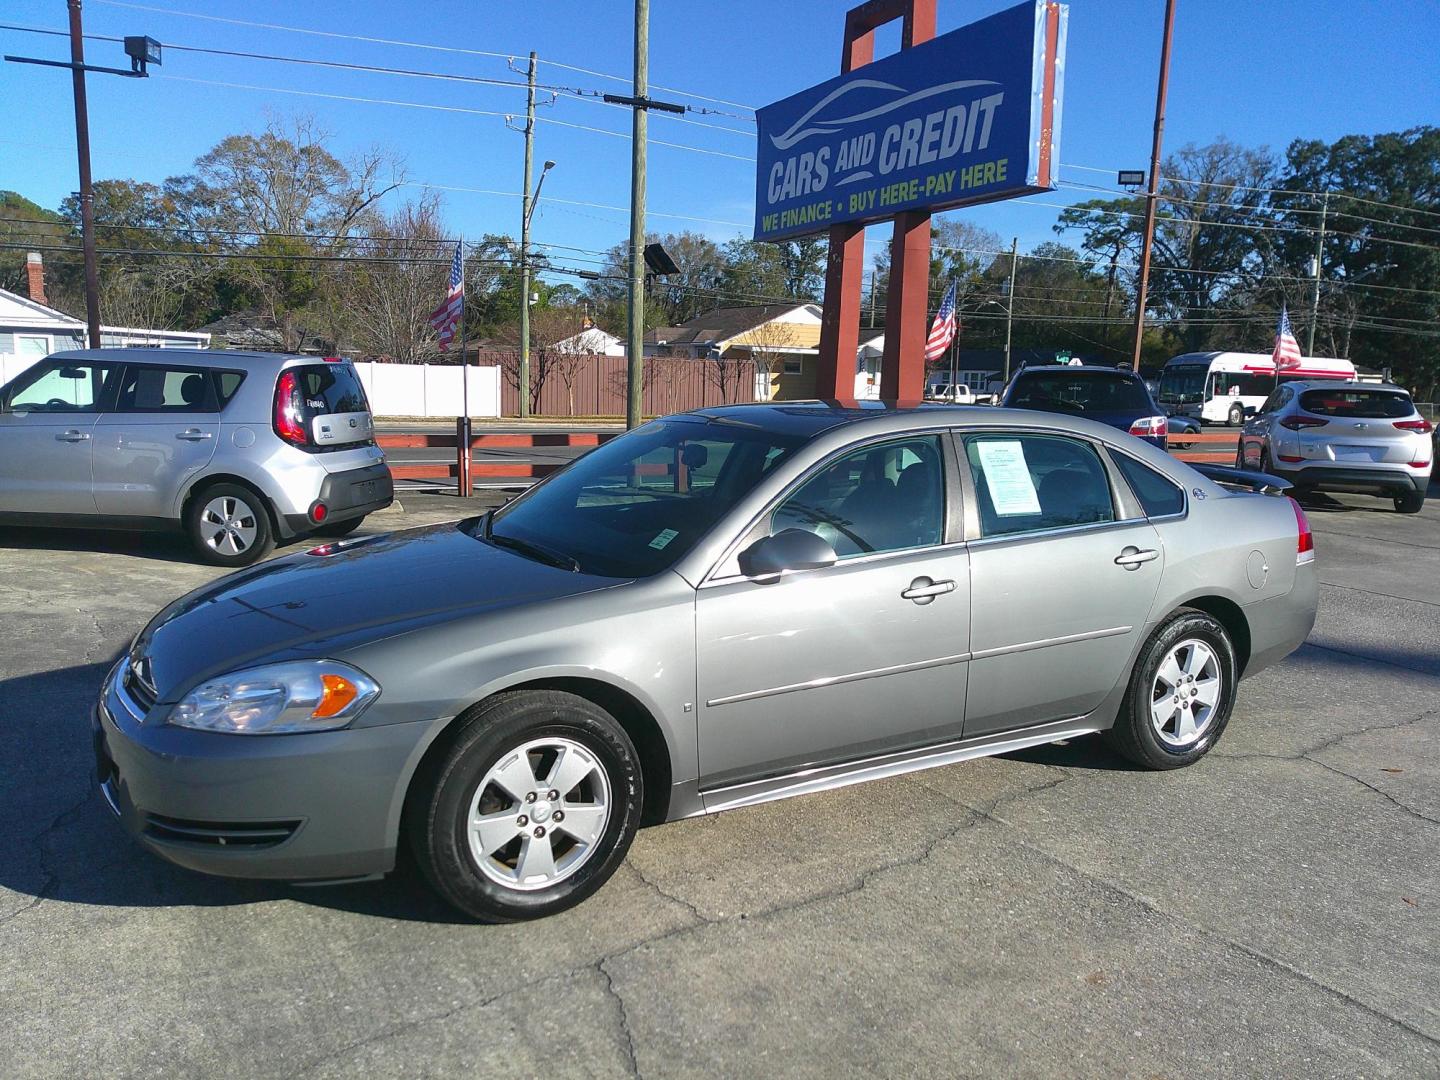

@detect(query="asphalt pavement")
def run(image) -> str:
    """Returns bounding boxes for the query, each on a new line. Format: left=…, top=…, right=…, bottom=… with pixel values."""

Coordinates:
left=0, top=485, right=1436, bottom=1078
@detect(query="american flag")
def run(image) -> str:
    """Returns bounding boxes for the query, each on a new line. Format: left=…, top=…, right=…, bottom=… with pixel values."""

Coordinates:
left=924, top=281, right=959, bottom=363
left=429, top=241, right=464, bottom=351
left=1272, top=305, right=1302, bottom=371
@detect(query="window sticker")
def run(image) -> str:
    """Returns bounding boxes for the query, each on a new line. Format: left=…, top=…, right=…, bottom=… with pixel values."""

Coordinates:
left=648, top=528, right=680, bottom=550
left=976, top=440, right=1041, bottom=516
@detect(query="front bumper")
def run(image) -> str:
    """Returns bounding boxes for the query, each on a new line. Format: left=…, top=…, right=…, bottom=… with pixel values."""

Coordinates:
left=93, top=660, right=444, bottom=882
left=279, top=462, right=394, bottom=538
left=1270, top=463, right=1428, bottom=497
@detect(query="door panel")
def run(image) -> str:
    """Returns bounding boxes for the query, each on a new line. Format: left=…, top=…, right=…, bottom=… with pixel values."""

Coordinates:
left=964, top=522, right=1163, bottom=735
left=696, top=546, right=972, bottom=788
left=0, top=358, right=118, bottom=514
left=92, top=364, right=221, bottom=518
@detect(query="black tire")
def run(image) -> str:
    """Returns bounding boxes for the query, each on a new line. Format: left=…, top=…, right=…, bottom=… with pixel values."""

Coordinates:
left=1394, top=490, right=1425, bottom=514
left=1227, top=403, right=1245, bottom=426
left=313, top=514, right=366, bottom=538
left=408, top=690, right=643, bottom=922
left=1104, top=608, right=1238, bottom=770
left=185, top=482, right=275, bottom=567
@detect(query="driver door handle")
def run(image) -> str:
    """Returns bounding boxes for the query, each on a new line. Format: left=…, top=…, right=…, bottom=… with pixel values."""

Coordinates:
left=1115, top=547, right=1158, bottom=570
left=175, top=429, right=214, bottom=441
left=901, top=577, right=956, bottom=604
left=56, top=430, right=91, bottom=442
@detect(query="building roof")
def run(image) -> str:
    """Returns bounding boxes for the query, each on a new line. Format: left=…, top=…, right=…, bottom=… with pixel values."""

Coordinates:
left=644, top=304, right=818, bottom=348
left=0, top=285, right=84, bottom=329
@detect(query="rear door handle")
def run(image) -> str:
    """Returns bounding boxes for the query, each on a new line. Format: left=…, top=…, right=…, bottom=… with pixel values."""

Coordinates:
left=1115, top=547, right=1158, bottom=570
left=901, top=577, right=956, bottom=604
left=56, top=430, right=91, bottom=442
left=175, top=429, right=213, bottom=441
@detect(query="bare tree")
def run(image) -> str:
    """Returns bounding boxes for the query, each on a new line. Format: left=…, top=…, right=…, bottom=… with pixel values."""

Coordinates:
left=728, top=319, right=801, bottom=401
left=535, top=307, right=593, bottom=416
left=336, top=195, right=449, bottom=363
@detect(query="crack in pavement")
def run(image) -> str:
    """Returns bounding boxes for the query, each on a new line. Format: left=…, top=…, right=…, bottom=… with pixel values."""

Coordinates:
left=596, top=958, right=642, bottom=1079
left=1320, top=579, right=1440, bottom=610
left=0, top=789, right=92, bottom=928
left=622, top=860, right=716, bottom=927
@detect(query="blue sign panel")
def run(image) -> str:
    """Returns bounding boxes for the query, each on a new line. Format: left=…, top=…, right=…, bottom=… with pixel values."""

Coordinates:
left=753, top=1, right=1067, bottom=243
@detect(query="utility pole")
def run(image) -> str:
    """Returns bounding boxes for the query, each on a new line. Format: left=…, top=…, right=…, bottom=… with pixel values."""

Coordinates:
left=867, top=270, right=876, bottom=329
left=624, top=2, right=649, bottom=430
left=606, top=1, right=684, bottom=428
left=1129, top=0, right=1178, bottom=371
left=69, top=0, right=101, bottom=349
left=1306, top=190, right=1329, bottom=356
left=1003, top=237, right=1018, bottom=385
left=518, top=51, right=537, bottom=419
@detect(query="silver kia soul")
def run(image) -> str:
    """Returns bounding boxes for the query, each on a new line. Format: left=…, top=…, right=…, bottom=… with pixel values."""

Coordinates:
left=0, top=348, right=393, bottom=565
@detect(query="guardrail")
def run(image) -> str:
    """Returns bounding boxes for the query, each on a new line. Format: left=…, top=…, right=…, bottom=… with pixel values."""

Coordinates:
left=1167, top=430, right=1239, bottom=464
left=376, top=431, right=620, bottom=483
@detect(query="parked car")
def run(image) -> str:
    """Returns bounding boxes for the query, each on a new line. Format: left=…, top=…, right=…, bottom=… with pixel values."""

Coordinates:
left=96, top=402, right=1317, bottom=921
left=1236, top=381, right=1432, bottom=513
left=0, top=349, right=393, bottom=565
left=1002, top=365, right=1170, bottom=447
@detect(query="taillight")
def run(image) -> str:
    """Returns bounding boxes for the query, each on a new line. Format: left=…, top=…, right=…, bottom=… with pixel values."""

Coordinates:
left=1128, top=415, right=1168, bottom=443
left=273, top=371, right=308, bottom=446
left=322, top=355, right=344, bottom=364
left=1394, top=418, right=1433, bottom=433
left=1290, top=497, right=1314, bottom=565
left=1279, top=415, right=1327, bottom=430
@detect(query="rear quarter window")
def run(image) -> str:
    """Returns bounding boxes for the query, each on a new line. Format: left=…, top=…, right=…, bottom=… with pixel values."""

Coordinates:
left=1111, top=452, right=1186, bottom=517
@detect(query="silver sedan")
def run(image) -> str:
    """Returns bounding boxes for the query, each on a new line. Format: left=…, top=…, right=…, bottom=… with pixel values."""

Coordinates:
left=95, top=403, right=1317, bottom=921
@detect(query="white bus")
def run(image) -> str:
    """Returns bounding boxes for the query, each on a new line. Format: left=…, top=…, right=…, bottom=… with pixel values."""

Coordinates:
left=1158, top=351, right=1357, bottom=426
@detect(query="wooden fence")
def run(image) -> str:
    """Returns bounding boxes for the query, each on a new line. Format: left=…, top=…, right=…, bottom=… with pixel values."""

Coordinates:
left=489, top=352, right=758, bottom=418
left=1168, top=429, right=1240, bottom=464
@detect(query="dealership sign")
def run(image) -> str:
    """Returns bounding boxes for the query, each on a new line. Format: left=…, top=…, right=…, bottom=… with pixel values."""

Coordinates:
left=753, top=1, right=1068, bottom=243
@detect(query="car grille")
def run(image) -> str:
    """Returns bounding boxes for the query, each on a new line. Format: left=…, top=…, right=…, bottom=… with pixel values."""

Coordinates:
left=122, top=663, right=157, bottom=712
left=142, top=813, right=301, bottom=849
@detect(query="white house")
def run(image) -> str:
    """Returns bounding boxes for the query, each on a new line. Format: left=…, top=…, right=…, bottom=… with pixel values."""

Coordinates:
left=552, top=326, right=625, bottom=356
left=0, top=254, right=210, bottom=385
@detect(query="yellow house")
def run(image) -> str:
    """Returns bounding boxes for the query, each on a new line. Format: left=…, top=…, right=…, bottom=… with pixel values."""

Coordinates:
left=645, top=304, right=823, bottom=400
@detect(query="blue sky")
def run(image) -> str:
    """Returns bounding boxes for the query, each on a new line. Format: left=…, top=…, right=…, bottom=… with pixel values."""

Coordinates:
left=2, top=0, right=1437, bottom=284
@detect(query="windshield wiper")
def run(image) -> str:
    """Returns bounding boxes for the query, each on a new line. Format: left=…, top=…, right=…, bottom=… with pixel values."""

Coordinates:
left=487, top=531, right=581, bottom=573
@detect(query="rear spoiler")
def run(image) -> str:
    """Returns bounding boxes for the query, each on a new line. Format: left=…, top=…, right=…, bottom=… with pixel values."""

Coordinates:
left=1191, top=463, right=1292, bottom=496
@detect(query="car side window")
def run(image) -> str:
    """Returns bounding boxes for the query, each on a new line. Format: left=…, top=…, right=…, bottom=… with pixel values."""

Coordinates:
left=965, top=433, right=1116, bottom=538
left=5, top=359, right=120, bottom=413
left=771, top=435, right=945, bottom=559
left=114, top=365, right=217, bottom=413
left=1111, top=452, right=1185, bottom=518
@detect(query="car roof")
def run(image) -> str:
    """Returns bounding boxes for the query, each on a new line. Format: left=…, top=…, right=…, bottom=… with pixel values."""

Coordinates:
left=49, top=348, right=329, bottom=369
left=1288, top=380, right=1407, bottom=393
left=1013, top=365, right=1141, bottom=378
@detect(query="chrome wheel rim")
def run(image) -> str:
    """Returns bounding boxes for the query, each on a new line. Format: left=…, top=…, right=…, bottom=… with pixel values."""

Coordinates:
left=1150, top=638, right=1222, bottom=748
left=467, top=737, right=612, bottom=892
left=200, top=495, right=259, bottom=556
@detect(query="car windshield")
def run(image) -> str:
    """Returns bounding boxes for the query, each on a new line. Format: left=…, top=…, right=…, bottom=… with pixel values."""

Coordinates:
left=1157, top=366, right=1208, bottom=404
left=481, top=417, right=805, bottom=577
left=1010, top=372, right=1152, bottom=415
left=1299, top=388, right=1414, bottom=419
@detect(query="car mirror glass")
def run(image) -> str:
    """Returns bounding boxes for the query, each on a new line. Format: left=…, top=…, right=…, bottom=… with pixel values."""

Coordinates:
left=739, top=528, right=838, bottom=579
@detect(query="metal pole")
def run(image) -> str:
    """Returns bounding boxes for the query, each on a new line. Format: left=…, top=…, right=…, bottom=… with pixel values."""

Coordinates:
left=458, top=236, right=473, bottom=497
left=1004, top=237, right=1017, bottom=384
left=1129, top=0, right=1177, bottom=371
left=518, top=51, right=537, bottom=419
left=1306, top=190, right=1328, bottom=356
left=625, top=0, right=648, bottom=429
left=68, top=0, right=100, bottom=348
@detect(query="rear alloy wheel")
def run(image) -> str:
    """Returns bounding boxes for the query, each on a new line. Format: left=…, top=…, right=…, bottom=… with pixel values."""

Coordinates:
left=1394, top=490, right=1425, bottom=514
left=1105, top=609, right=1237, bottom=769
left=1227, top=403, right=1245, bottom=426
left=409, top=690, right=643, bottom=922
left=186, top=483, right=275, bottom=567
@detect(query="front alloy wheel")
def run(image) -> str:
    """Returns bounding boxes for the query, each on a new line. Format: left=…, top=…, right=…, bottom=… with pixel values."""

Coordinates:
left=409, top=689, right=643, bottom=922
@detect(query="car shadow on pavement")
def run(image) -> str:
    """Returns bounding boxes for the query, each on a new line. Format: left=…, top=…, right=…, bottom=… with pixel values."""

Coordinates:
left=0, top=526, right=316, bottom=565
left=0, top=659, right=474, bottom=924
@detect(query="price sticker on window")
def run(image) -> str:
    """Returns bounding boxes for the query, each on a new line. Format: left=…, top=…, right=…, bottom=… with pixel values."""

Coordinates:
left=976, top=440, right=1041, bottom=516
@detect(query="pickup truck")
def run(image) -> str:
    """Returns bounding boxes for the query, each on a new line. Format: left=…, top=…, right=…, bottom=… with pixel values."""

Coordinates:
left=925, top=382, right=996, bottom=405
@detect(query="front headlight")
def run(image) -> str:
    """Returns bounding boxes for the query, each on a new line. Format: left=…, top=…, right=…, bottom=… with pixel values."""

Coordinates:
left=168, top=660, right=381, bottom=735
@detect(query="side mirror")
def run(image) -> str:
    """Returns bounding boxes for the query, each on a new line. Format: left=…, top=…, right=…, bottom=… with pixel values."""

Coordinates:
left=738, top=528, right=838, bottom=579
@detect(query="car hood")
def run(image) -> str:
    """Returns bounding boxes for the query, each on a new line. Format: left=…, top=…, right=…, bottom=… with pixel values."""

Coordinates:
left=134, top=520, right=625, bottom=702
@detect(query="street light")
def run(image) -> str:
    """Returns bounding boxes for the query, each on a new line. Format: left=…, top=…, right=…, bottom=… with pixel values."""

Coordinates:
left=524, top=160, right=556, bottom=230
left=4, top=4, right=161, bottom=347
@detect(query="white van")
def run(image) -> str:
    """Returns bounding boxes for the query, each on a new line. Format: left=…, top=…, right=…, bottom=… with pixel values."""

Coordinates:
left=1158, top=351, right=1356, bottom=425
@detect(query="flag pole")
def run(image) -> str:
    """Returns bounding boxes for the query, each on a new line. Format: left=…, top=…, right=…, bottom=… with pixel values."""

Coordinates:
left=457, top=236, right=472, bottom=497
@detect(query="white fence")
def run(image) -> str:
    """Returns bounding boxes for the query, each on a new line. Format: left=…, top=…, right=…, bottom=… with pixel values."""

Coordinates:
left=0, top=351, right=503, bottom=419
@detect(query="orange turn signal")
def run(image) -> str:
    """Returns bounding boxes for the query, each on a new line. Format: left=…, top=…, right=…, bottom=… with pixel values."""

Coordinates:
left=313, top=673, right=360, bottom=719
